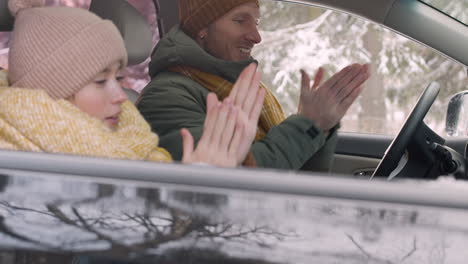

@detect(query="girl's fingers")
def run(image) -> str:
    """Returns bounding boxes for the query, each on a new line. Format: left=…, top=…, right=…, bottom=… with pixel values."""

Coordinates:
left=249, top=87, right=265, bottom=121
left=181, top=128, right=194, bottom=163
left=229, top=64, right=254, bottom=101
left=231, top=63, right=257, bottom=106
left=220, top=106, right=238, bottom=148
left=242, top=71, right=262, bottom=115
left=210, top=100, right=231, bottom=147
left=200, top=93, right=220, bottom=147
left=229, top=122, right=244, bottom=159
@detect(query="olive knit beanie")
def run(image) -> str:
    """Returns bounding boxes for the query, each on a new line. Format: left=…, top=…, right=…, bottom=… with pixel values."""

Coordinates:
left=179, top=0, right=259, bottom=38
left=7, top=0, right=127, bottom=99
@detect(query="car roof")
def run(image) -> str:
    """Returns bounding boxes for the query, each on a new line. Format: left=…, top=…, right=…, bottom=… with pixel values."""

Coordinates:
left=298, top=0, right=468, bottom=66
left=157, top=0, right=467, bottom=67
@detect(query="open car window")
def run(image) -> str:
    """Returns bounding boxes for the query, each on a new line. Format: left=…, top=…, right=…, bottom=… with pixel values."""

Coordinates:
left=254, top=0, right=467, bottom=138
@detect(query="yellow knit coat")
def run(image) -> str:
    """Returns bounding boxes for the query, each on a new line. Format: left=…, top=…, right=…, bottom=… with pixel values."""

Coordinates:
left=0, top=71, right=172, bottom=162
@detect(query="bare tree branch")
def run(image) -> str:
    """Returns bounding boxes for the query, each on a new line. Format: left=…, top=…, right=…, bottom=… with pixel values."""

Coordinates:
left=400, top=237, right=417, bottom=262
left=346, top=234, right=373, bottom=259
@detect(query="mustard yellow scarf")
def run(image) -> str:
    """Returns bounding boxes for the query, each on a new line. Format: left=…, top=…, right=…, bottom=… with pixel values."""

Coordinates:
left=169, top=66, right=285, bottom=140
left=0, top=86, right=172, bottom=162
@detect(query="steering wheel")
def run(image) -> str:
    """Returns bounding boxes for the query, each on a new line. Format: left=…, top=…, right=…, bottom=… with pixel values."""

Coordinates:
left=371, top=82, right=440, bottom=179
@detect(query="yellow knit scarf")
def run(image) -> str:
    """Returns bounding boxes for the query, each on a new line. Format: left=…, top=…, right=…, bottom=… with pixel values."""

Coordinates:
left=169, top=66, right=285, bottom=140
left=0, top=70, right=7, bottom=87
left=0, top=86, right=172, bottom=162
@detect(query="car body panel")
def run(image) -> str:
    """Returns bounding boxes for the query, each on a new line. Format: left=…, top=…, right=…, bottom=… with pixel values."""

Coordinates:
left=2, top=152, right=468, bottom=263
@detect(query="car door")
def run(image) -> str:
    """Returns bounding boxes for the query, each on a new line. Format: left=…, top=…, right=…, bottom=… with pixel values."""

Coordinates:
left=325, top=0, right=468, bottom=177
left=3, top=150, right=468, bottom=263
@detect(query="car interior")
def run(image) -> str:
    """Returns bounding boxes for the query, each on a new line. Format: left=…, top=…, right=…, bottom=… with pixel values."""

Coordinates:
left=0, top=0, right=467, bottom=181
left=0, top=0, right=467, bottom=262
left=125, top=0, right=468, bottom=181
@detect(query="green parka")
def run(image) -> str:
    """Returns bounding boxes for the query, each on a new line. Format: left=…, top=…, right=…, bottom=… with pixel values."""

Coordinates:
left=137, top=26, right=337, bottom=171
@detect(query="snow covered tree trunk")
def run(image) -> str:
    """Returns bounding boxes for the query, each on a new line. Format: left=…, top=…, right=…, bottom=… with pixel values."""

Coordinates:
left=359, top=25, right=387, bottom=134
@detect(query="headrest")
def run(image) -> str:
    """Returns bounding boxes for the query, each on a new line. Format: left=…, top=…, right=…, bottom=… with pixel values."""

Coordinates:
left=0, top=0, right=14, bottom=31
left=89, top=0, right=153, bottom=66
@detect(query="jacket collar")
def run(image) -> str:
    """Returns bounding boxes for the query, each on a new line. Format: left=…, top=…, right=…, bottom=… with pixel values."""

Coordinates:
left=149, top=25, right=255, bottom=83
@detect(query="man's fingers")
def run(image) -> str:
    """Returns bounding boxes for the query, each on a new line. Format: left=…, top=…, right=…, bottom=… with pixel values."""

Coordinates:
left=333, top=64, right=363, bottom=98
left=181, top=128, right=194, bottom=163
left=340, top=84, right=363, bottom=113
left=300, top=69, right=311, bottom=94
left=338, top=65, right=370, bottom=104
left=332, top=65, right=364, bottom=102
left=230, top=63, right=257, bottom=105
left=242, top=71, right=262, bottom=115
left=320, top=64, right=357, bottom=92
left=312, top=67, right=325, bottom=89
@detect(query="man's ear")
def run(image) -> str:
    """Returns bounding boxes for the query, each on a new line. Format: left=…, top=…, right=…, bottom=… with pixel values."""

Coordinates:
left=197, top=28, right=208, bottom=41
left=195, top=28, right=209, bottom=46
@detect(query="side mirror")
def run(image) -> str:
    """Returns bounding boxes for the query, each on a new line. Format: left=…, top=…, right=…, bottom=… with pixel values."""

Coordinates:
left=446, top=91, right=468, bottom=136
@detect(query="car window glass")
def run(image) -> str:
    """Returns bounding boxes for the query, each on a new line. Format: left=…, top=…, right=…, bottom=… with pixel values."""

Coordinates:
left=419, top=0, right=468, bottom=25
left=254, top=0, right=467, bottom=137
left=2, top=172, right=468, bottom=263
left=0, top=0, right=159, bottom=93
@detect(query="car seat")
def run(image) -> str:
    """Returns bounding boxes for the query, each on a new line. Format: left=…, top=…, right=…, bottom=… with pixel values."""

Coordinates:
left=0, top=0, right=14, bottom=32
left=0, top=0, right=152, bottom=103
left=89, top=0, right=153, bottom=104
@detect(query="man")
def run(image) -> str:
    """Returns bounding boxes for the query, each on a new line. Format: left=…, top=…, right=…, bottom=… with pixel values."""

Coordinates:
left=137, top=0, right=370, bottom=170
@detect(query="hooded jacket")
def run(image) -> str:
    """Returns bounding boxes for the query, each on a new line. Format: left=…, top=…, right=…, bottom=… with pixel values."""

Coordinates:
left=137, top=26, right=337, bottom=171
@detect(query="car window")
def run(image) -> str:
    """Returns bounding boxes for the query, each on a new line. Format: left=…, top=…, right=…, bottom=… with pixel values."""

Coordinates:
left=2, top=171, right=468, bottom=263
left=419, top=0, right=468, bottom=25
left=254, top=0, right=468, bottom=137
left=0, top=0, right=159, bottom=93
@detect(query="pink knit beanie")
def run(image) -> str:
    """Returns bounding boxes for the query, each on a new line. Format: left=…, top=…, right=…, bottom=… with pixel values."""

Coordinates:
left=7, top=0, right=128, bottom=99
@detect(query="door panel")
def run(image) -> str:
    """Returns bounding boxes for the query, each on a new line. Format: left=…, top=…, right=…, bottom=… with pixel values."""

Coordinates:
left=331, top=154, right=380, bottom=176
left=333, top=132, right=468, bottom=176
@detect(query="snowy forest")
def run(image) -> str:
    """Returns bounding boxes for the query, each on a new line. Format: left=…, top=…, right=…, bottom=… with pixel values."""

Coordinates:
left=0, top=0, right=466, bottom=136
left=254, top=0, right=467, bottom=135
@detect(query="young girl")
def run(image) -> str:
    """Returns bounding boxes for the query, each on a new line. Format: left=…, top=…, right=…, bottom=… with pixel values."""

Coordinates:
left=0, top=0, right=265, bottom=167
